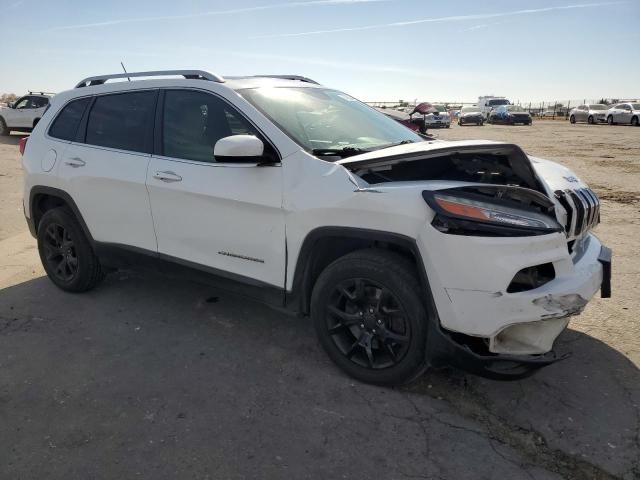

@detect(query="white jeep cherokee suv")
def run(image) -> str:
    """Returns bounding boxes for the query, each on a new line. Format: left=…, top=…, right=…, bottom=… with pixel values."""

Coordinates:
left=0, top=92, right=51, bottom=135
left=21, top=70, right=611, bottom=385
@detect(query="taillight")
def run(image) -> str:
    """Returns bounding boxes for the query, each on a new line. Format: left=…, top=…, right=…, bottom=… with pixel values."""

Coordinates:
left=19, top=136, right=29, bottom=156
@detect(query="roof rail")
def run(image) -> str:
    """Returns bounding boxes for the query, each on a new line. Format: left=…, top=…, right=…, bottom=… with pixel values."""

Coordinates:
left=227, top=75, right=321, bottom=85
left=28, top=91, right=56, bottom=96
left=75, top=70, right=225, bottom=88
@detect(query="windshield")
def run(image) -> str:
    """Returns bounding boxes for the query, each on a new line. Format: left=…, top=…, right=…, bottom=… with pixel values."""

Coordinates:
left=239, top=87, right=422, bottom=156
left=461, top=106, right=479, bottom=112
left=588, top=104, right=607, bottom=110
left=432, top=105, right=447, bottom=113
left=488, top=99, right=510, bottom=106
left=506, top=105, right=526, bottom=112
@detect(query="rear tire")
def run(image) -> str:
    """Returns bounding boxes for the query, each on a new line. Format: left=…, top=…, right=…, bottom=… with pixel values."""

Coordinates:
left=311, top=249, right=429, bottom=386
left=0, top=117, right=8, bottom=136
left=570, top=115, right=576, bottom=124
left=37, top=207, right=105, bottom=292
left=632, top=116, right=639, bottom=127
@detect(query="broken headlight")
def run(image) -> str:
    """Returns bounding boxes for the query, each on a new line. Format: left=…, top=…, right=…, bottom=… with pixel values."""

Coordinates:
left=422, top=188, right=563, bottom=237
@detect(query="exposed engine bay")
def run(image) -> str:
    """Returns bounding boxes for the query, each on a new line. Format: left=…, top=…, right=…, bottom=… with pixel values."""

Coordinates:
left=342, top=143, right=545, bottom=193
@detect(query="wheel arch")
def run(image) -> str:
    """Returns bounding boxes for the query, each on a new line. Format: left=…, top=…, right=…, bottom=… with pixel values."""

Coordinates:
left=288, top=227, right=430, bottom=315
left=29, top=186, right=94, bottom=243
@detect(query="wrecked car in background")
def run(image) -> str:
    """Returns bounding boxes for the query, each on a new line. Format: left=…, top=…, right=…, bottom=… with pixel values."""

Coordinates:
left=23, top=70, right=611, bottom=385
left=487, top=104, right=533, bottom=125
left=423, top=104, right=451, bottom=128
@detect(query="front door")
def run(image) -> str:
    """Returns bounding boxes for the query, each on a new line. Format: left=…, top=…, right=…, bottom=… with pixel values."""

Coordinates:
left=146, top=88, right=286, bottom=288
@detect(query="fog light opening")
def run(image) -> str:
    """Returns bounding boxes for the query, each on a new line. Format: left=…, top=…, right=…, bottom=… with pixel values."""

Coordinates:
left=507, top=263, right=555, bottom=293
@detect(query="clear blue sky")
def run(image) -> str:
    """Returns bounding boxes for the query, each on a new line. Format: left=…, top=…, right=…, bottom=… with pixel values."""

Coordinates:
left=2, top=0, right=638, bottom=102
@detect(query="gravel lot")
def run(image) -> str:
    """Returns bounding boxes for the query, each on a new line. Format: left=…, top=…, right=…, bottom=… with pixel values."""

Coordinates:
left=1, top=121, right=639, bottom=479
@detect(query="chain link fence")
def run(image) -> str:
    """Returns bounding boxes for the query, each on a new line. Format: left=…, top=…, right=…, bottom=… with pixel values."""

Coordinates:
left=366, top=98, right=636, bottom=120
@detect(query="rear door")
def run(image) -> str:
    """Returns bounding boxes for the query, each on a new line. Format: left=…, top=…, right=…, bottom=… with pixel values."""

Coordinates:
left=56, top=90, right=158, bottom=250
left=29, top=96, right=49, bottom=127
left=146, top=88, right=286, bottom=288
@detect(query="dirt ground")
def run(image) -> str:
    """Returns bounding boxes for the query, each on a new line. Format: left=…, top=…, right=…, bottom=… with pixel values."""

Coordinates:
left=0, top=121, right=638, bottom=480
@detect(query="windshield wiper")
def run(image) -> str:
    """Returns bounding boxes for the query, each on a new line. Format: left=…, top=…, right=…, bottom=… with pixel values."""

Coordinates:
left=312, top=146, right=370, bottom=158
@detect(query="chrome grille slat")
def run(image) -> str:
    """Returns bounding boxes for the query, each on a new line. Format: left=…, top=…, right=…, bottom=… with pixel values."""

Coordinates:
left=577, top=189, right=594, bottom=228
left=584, top=189, right=599, bottom=228
left=568, top=190, right=586, bottom=235
left=558, top=187, right=600, bottom=239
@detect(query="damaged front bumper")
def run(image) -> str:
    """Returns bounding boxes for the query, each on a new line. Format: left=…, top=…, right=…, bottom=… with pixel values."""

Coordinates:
left=418, top=227, right=611, bottom=379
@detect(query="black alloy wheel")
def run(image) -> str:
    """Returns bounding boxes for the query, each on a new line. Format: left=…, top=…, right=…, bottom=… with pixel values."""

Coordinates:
left=42, top=223, right=79, bottom=282
left=311, top=249, right=428, bottom=386
left=325, top=278, right=411, bottom=370
left=37, top=207, right=104, bottom=292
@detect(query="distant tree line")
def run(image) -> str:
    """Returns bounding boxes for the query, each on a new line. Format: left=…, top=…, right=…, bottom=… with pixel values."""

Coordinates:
left=0, top=93, right=17, bottom=104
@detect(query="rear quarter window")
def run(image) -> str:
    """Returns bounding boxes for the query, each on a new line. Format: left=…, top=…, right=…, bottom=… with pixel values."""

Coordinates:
left=48, top=97, right=91, bottom=141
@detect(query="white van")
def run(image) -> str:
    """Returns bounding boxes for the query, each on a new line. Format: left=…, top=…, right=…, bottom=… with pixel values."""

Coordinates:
left=477, top=96, right=511, bottom=119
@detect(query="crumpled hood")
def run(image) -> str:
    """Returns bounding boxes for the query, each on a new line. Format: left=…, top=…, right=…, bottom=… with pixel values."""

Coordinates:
left=528, top=155, right=589, bottom=192
left=336, top=139, right=501, bottom=166
left=337, top=139, right=590, bottom=200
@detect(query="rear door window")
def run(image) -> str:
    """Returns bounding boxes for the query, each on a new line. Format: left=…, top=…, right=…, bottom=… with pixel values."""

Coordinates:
left=30, top=96, right=49, bottom=108
left=86, top=90, right=156, bottom=153
left=49, top=97, right=91, bottom=141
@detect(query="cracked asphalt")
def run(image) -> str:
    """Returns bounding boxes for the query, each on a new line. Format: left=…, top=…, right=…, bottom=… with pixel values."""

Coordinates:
left=1, top=122, right=639, bottom=480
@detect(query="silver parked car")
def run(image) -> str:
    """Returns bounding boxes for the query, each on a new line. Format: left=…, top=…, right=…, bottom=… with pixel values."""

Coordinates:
left=569, top=104, right=608, bottom=124
left=606, top=102, right=640, bottom=126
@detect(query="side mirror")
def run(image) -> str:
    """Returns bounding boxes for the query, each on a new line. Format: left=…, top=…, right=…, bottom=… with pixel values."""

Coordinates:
left=7, top=102, right=14, bottom=109
left=214, top=135, right=265, bottom=163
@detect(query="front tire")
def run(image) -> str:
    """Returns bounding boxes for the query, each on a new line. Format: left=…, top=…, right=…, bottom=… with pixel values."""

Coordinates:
left=607, top=115, right=614, bottom=125
left=311, top=249, right=429, bottom=386
left=632, top=116, right=639, bottom=127
left=37, top=207, right=104, bottom=292
left=587, top=115, right=594, bottom=125
left=570, top=115, right=576, bottom=124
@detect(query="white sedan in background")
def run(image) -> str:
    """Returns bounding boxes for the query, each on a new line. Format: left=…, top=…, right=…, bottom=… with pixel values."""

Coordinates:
left=606, top=102, right=640, bottom=126
left=569, top=104, right=608, bottom=124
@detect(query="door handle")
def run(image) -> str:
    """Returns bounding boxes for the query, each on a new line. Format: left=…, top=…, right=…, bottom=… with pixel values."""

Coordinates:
left=153, top=170, right=182, bottom=182
left=64, top=157, right=86, bottom=168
